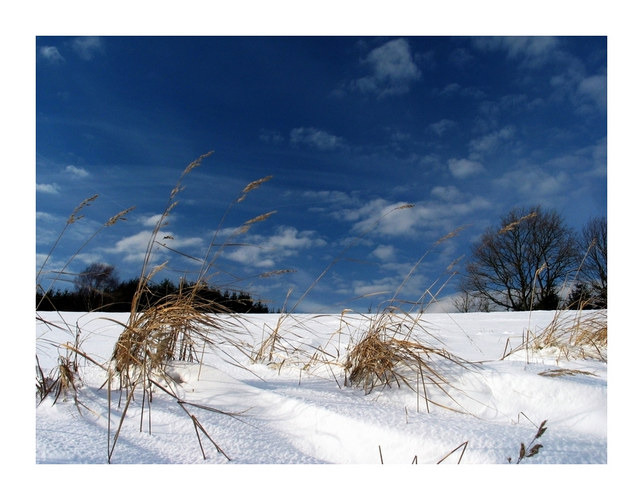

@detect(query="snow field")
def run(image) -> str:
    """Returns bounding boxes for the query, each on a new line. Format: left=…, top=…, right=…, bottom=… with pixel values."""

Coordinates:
left=36, top=310, right=606, bottom=466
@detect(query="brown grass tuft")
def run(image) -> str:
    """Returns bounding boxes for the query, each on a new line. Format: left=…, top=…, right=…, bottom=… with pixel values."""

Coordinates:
left=528, top=308, right=607, bottom=361
left=344, top=309, right=470, bottom=413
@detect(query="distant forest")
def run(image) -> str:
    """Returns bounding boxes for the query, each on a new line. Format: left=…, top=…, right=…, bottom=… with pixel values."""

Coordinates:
left=36, top=277, right=271, bottom=313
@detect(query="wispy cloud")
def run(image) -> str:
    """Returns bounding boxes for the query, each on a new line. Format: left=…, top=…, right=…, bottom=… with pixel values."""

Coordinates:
left=545, top=137, right=607, bottom=178
left=107, top=229, right=204, bottom=264
left=351, top=38, right=422, bottom=98
left=224, top=226, right=326, bottom=269
left=449, top=47, right=474, bottom=68
left=107, top=230, right=154, bottom=263
left=495, top=164, right=569, bottom=201
left=577, top=74, right=607, bottom=112
left=71, top=37, right=104, bottom=61
left=36, top=183, right=60, bottom=194
left=430, top=185, right=461, bottom=202
left=550, top=66, right=607, bottom=115
left=64, top=165, right=90, bottom=178
left=437, top=83, right=485, bottom=99
left=39, top=46, right=64, bottom=64
left=371, top=244, right=395, bottom=261
left=290, top=127, right=345, bottom=151
left=429, top=119, right=457, bottom=137
left=339, top=196, right=490, bottom=240
left=447, top=158, right=485, bottom=179
left=469, top=126, right=515, bottom=157
left=139, top=214, right=165, bottom=228
left=472, top=36, right=561, bottom=68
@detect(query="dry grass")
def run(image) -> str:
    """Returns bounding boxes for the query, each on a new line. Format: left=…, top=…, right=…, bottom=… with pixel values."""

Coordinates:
left=344, top=308, right=471, bottom=413
left=111, top=285, right=246, bottom=387
left=37, top=195, right=135, bottom=308
left=105, top=152, right=276, bottom=462
left=507, top=420, right=548, bottom=464
left=36, top=355, right=78, bottom=405
left=538, top=368, right=596, bottom=377
left=251, top=224, right=476, bottom=414
left=36, top=151, right=281, bottom=462
left=528, top=307, right=607, bottom=361
left=337, top=226, right=475, bottom=413
left=112, top=152, right=273, bottom=384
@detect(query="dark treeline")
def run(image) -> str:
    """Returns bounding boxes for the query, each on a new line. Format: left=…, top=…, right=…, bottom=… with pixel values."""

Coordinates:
left=36, top=277, right=271, bottom=313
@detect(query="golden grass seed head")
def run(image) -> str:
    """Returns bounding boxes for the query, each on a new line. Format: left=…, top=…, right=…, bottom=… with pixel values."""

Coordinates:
left=237, top=175, right=273, bottom=202
left=105, top=206, right=136, bottom=226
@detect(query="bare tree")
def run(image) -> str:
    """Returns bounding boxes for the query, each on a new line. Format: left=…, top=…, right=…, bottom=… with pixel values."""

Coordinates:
left=74, top=262, right=119, bottom=310
left=453, top=288, right=491, bottom=313
left=578, top=216, right=607, bottom=308
left=462, top=206, right=579, bottom=311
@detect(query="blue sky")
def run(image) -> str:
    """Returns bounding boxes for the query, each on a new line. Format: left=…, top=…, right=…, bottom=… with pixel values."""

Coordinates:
left=35, top=35, right=607, bottom=312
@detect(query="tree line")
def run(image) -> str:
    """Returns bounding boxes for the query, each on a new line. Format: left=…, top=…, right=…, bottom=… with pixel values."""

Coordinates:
left=37, top=205, right=606, bottom=314
left=36, top=264, right=271, bottom=313
left=455, top=206, right=606, bottom=312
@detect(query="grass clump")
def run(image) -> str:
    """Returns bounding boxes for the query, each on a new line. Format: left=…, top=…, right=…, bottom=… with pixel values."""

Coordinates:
left=344, top=308, right=470, bottom=413
left=111, top=151, right=269, bottom=387
left=111, top=283, right=238, bottom=387
left=36, top=355, right=79, bottom=406
left=105, top=152, right=277, bottom=462
left=529, top=307, right=607, bottom=361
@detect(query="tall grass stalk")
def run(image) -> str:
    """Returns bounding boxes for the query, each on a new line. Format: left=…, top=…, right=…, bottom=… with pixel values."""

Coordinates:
left=107, top=152, right=276, bottom=462
left=37, top=198, right=135, bottom=308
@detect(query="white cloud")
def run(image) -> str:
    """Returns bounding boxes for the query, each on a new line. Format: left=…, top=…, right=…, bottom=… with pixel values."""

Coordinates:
left=346, top=199, right=428, bottom=238
left=140, top=214, right=165, bottom=227
left=301, top=189, right=357, bottom=206
left=439, top=82, right=461, bottom=96
left=545, top=137, right=607, bottom=179
left=430, top=185, right=461, bottom=202
left=496, top=165, right=568, bottom=199
left=108, top=229, right=203, bottom=264
left=290, top=127, right=344, bottom=151
left=36, top=183, right=60, bottom=194
left=352, top=276, right=400, bottom=298
left=39, top=46, right=64, bottom=64
left=336, top=193, right=491, bottom=241
left=64, top=165, right=90, bottom=178
left=578, top=74, right=607, bottom=112
left=108, top=230, right=153, bottom=263
left=447, top=158, right=485, bottom=178
left=372, top=244, right=395, bottom=261
left=72, top=37, right=104, bottom=60
left=225, top=246, right=276, bottom=268
left=352, top=38, right=421, bottom=98
left=469, top=126, right=515, bottom=155
left=473, top=36, right=560, bottom=67
left=429, top=119, right=456, bottom=136
left=225, top=226, right=326, bottom=268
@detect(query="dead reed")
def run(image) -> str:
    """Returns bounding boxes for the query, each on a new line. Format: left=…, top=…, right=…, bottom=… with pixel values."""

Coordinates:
left=528, top=307, right=607, bottom=361
left=36, top=355, right=78, bottom=406
left=344, top=308, right=471, bottom=413
left=37, top=196, right=135, bottom=309
left=507, top=420, right=548, bottom=464
left=106, top=152, right=275, bottom=462
left=112, top=285, right=232, bottom=385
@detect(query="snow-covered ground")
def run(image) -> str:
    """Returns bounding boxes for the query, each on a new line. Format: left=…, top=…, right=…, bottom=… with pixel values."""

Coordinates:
left=36, top=310, right=607, bottom=461
left=31, top=309, right=622, bottom=497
